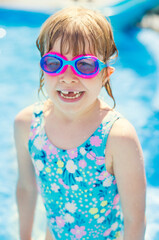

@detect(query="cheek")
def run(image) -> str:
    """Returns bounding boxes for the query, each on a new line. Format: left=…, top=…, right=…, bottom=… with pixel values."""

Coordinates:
left=84, top=76, right=103, bottom=94
left=44, top=76, right=50, bottom=91
left=93, top=74, right=104, bottom=88
left=44, top=73, right=56, bottom=86
left=44, top=73, right=53, bottom=82
left=43, top=74, right=56, bottom=94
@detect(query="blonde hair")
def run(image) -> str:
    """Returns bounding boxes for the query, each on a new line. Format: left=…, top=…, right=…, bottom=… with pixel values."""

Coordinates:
left=36, top=7, right=118, bottom=108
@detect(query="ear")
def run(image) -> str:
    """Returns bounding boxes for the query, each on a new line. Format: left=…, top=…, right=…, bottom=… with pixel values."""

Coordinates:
left=102, top=66, right=115, bottom=86
left=107, top=66, right=115, bottom=77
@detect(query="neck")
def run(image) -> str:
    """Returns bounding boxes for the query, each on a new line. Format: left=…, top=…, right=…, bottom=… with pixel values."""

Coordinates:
left=49, top=98, right=101, bottom=124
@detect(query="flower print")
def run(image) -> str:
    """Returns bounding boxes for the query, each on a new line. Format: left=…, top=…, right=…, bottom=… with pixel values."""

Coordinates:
left=58, top=178, right=69, bottom=189
left=98, top=171, right=110, bottom=180
left=113, top=194, right=120, bottom=205
left=43, top=142, right=57, bottom=155
left=79, top=160, right=87, bottom=168
left=101, top=201, right=108, bottom=207
left=80, top=147, right=86, bottom=155
left=115, top=231, right=121, bottom=238
left=50, top=218, right=55, bottom=223
left=34, top=166, right=39, bottom=176
left=100, top=209, right=106, bottom=214
left=103, top=228, right=111, bottom=237
left=63, top=183, right=69, bottom=189
left=116, top=210, right=120, bottom=217
left=51, top=183, right=60, bottom=192
left=71, top=225, right=86, bottom=239
left=96, top=157, right=105, bottom=165
left=29, top=131, right=33, bottom=137
left=87, top=151, right=96, bottom=160
left=111, top=222, right=118, bottom=231
left=97, top=216, right=105, bottom=223
left=75, top=176, right=83, bottom=182
left=67, top=148, right=78, bottom=159
left=90, top=136, right=102, bottom=147
left=45, top=167, right=51, bottom=173
left=58, top=178, right=63, bottom=185
left=105, top=209, right=111, bottom=216
left=113, top=179, right=117, bottom=184
left=32, top=121, right=37, bottom=128
left=113, top=205, right=120, bottom=210
left=65, top=202, right=77, bottom=214
left=94, top=214, right=100, bottom=219
left=29, top=129, right=36, bottom=140
left=71, top=185, right=78, bottom=190
left=89, top=208, right=98, bottom=215
left=34, top=136, right=45, bottom=149
left=66, top=160, right=77, bottom=173
left=57, top=232, right=61, bottom=238
left=55, top=216, right=65, bottom=227
left=36, top=124, right=44, bottom=134
left=64, top=213, right=75, bottom=223
left=57, top=168, right=63, bottom=174
left=103, top=176, right=114, bottom=187
left=57, top=160, right=64, bottom=168
left=50, top=144, right=58, bottom=154
left=35, top=160, right=44, bottom=171
left=92, top=198, right=97, bottom=202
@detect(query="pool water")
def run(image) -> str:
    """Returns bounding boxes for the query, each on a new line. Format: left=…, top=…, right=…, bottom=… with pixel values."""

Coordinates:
left=0, top=7, right=159, bottom=240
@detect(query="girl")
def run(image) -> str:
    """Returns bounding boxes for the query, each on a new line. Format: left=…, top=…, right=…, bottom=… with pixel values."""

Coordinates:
left=14, top=7, right=146, bottom=240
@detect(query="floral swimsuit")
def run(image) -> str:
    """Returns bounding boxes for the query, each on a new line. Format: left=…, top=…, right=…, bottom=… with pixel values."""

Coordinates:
left=28, top=102, right=124, bottom=240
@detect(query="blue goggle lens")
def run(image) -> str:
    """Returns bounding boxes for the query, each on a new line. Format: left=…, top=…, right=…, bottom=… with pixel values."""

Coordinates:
left=41, top=56, right=62, bottom=73
left=76, top=58, right=98, bottom=75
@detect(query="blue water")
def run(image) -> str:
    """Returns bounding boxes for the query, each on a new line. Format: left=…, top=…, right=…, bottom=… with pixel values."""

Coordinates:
left=0, top=7, right=159, bottom=240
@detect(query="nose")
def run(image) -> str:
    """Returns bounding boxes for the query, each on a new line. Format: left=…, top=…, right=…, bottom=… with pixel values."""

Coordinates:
left=59, top=65, right=78, bottom=84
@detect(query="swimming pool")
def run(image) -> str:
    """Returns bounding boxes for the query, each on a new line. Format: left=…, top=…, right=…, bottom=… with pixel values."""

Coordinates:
left=0, top=7, right=159, bottom=240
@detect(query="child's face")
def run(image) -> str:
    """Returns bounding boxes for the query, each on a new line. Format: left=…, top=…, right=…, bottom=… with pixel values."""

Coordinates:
left=43, top=39, right=109, bottom=116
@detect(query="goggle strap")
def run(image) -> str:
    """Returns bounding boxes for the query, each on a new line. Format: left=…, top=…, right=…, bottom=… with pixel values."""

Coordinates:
left=99, top=62, right=108, bottom=70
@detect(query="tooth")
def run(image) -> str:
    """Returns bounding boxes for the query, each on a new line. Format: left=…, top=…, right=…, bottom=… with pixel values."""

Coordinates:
left=60, top=92, right=82, bottom=99
left=61, top=91, right=69, bottom=94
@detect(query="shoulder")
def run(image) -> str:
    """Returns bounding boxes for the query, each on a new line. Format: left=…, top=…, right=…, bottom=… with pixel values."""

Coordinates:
left=14, top=104, right=34, bottom=146
left=110, top=116, right=139, bottom=143
left=109, top=117, right=143, bottom=163
left=14, top=104, right=34, bottom=128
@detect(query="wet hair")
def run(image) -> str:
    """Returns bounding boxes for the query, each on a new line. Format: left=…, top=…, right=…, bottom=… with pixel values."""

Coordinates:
left=36, top=7, right=118, bottom=108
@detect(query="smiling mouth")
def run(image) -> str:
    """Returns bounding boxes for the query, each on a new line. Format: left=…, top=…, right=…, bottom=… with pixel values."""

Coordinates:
left=57, top=90, right=84, bottom=99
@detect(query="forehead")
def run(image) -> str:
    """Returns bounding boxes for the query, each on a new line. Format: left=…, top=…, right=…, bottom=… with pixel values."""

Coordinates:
left=50, top=38, right=98, bottom=57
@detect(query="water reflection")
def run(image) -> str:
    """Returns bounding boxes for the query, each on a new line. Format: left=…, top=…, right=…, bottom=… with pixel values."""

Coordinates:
left=0, top=27, right=6, bottom=38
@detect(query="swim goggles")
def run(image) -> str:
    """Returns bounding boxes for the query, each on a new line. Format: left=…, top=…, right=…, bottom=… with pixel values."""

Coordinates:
left=40, top=52, right=108, bottom=79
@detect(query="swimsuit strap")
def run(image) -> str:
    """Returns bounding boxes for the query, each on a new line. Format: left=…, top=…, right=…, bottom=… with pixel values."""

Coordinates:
left=30, top=101, right=45, bottom=133
left=101, top=110, right=124, bottom=155
left=33, top=101, right=44, bottom=118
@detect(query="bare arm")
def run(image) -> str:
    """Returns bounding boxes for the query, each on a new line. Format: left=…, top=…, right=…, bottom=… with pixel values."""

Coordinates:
left=110, top=119, right=146, bottom=240
left=14, top=106, right=38, bottom=240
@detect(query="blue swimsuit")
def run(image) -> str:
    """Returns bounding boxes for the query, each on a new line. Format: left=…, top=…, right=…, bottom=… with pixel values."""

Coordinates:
left=28, top=102, right=124, bottom=240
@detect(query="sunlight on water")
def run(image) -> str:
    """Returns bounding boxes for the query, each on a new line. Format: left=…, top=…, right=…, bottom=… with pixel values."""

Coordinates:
left=0, top=27, right=6, bottom=38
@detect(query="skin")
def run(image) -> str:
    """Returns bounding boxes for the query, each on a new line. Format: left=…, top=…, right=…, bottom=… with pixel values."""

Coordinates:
left=43, top=41, right=110, bottom=120
left=14, top=39, right=146, bottom=240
